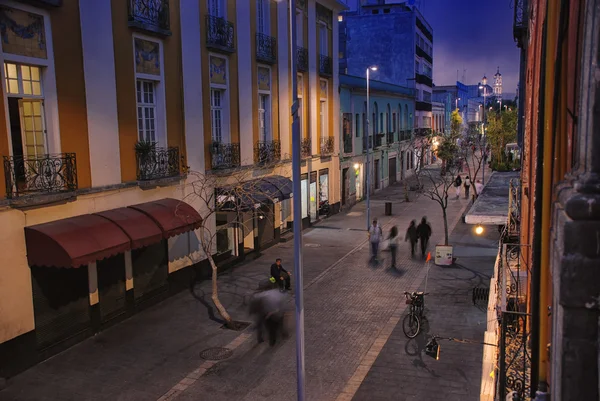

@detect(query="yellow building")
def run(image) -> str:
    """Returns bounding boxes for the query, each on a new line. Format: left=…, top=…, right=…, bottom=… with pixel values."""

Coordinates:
left=0, top=0, right=345, bottom=378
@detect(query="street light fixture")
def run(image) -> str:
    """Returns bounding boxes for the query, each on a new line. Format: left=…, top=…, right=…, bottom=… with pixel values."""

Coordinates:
left=366, top=65, right=377, bottom=230
left=455, top=97, right=461, bottom=111
left=479, top=78, right=488, bottom=185
left=475, top=225, right=484, bottom=235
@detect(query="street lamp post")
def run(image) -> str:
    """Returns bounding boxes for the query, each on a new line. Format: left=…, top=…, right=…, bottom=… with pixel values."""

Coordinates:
left=365, top=66, right=377, bottom=230
left=455, top=97, right=461, bottom=111
left=285, top=0, right=305, bottom=400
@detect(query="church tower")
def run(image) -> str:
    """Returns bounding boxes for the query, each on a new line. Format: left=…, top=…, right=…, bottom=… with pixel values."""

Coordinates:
left=493, top=67, right=503, bottom=99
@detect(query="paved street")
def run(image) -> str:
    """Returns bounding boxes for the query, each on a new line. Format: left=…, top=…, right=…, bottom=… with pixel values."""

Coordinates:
left=0, top=168, right=493, bottom=401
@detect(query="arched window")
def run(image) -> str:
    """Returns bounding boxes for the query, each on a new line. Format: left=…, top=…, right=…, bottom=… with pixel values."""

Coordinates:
left=386, top=104, right=391, bottom=132
left=373, top=102, right=378, bottom=134
left=399, top=104, right=403, bottom=131
left=404, top=105, right=409, bottom=129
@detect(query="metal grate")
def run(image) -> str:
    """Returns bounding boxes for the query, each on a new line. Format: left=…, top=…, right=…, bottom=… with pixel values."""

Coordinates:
left=199, top=347, right=233, bottom=361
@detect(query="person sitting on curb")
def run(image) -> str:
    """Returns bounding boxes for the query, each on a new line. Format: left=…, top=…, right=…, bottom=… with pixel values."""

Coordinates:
left=270, top=258, right=291, bottom=292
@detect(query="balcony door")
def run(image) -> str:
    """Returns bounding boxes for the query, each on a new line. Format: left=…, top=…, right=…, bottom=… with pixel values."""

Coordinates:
left=4, top=63, right=48, bottom=159
left=257, top=0, right=269, bottom=34
left=208, top=0, right=224, bottom=18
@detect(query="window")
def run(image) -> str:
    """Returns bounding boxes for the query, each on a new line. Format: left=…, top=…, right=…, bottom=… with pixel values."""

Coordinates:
left=387, top=104, right=391, bottom=131
left=297, top=73, right=304, bottom=137
left=319, top=23, right=328, bottom=55
left=257, top=0, right=269, bottom=34
left=296, top=9, right=304, bottom=46
left=355, top=113, right=360, bottom=137
left=373, top=102, right=378, bottom=133
left=258, top=94, right=270, bottom=142
left=415, top=61, right=420, bottom=74
left=210, top=89, right=224, bottom=142
left=379, top=113, right=384, bottom=132
left=404, top=105, right=409, bottom=129
left=319, top=79, right=328, bottom=143
left=392, top=112, right=396, bottom=132
left=423, top=91, right=432, bottom=102
left=4, top=63, right=42, bottom=96
left=208, top=0, right=224, bottom=17
left=136, top=79, right=157, bottom=142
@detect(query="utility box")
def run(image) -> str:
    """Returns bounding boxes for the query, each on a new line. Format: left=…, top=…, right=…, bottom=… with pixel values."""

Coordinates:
left=385, top=202, right=392, bottom=216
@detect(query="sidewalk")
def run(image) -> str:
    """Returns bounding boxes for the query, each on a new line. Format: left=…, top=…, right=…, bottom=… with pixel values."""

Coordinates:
left=349, top=212, right=500, bottom=401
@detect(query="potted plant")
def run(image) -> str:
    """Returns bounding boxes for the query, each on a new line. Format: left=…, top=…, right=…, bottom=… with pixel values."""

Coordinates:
left=135, top=140, right=157, bottom=180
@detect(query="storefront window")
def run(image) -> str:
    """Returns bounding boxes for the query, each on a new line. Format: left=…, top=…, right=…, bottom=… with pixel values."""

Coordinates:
left=216, top=224, right=236, bottom=257
left=309, top=171, right=317, bottom=221
left=301, top=174, right=308, bottom=218
left=319, top=169, right=329, bottom=215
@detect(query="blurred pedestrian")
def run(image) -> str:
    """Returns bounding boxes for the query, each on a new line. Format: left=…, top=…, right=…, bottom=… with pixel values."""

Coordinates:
left=464, top=175, right=471, bottom=199
left=416, top=217, right=432, bottom=259
left=453, top=174, right=462, bottom=199
left=405, top=220, right=418, bottom=258
left=388, top=226, right=399, bottom=269
left=369, top=219, right=383, bottom=263
left=249, top=288, right=288, bottom=346
left=475, top=179, right=484, bottom=198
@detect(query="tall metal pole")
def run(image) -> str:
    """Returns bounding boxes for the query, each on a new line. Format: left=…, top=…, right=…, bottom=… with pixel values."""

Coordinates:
left=365, top=68, right=371, bottom=230
left=482, top=87, right=486, bottom=185
left=288, top=0, right=305, bottom=400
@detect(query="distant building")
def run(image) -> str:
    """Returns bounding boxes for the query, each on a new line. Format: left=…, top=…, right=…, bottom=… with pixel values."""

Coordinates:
left=433, top=81, right=469, bottom=125
left=432, top=101, right=446, bottom=135
left=493, top=67, right=503, bottom=99
left=339, top=1, right=433, bottom=131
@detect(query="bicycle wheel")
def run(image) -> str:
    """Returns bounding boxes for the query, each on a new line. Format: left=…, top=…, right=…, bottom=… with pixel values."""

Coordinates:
left=402, top=313, right=421, bottom=338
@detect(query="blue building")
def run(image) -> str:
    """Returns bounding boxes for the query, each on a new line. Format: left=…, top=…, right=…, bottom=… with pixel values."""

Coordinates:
left=339, top=74, right=429, bottom=208
left=433, top=81, right=470, bottom=126
left=339, top=1, right=433, bottom=134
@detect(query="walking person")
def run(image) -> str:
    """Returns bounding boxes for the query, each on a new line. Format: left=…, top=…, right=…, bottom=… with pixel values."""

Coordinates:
left=454, top=174, right=462, bottom=199
left=475, top=179, right=484, bottom=198
left=369, top=219, right=383, bottom=263
left=464, top=175, right=471, bottom=199
left=388, top=226, right=399, bottom=269
left=249, top=289, right=288, bottom=346
left=405, top=220, right=418, bottom=258
left=270, top=258, right=291, bottom=291
left=416, top=217, right=432, bottom=259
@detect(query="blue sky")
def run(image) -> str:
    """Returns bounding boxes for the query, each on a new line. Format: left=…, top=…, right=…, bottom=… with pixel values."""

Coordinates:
left=421, top=0, right=520, bottom=94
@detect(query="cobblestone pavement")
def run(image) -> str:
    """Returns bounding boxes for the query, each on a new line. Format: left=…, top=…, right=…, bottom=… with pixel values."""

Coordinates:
left=0, top=167, right=477, bottom=401
left=351, top=217, right=500, bottom=401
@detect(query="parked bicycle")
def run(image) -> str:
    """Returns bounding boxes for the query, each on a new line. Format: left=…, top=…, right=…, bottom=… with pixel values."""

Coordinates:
left=402, top=291, right=428, bottom=338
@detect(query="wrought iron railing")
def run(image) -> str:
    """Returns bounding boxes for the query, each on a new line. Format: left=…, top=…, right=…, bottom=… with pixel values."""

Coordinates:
left=296, top=47, right=308, bottom=72
left=374, top=134, right=383, bottom=148
left=499, top=312, right=531, bottom=401
left=135, top=146, right=180, bottom=181
left=343, top=135, right=353, bottom=154
left=210, top=142, right=240, bottom=170
left=301, top=137, right=312, bottom=159
left=206, top=15, right=234, bottom=53
left=255, top=140, right=281, bottom=165
left=386, top=132, right=395, bottom=145
left=3, top=153, right=78, bottom=199
left=508, top=179, right=521, bottom=238
left=513, top=0, right=528, bottom=48
left=320, top=137, right=334, bottom=156
left=128, top=0, right=170, bottom=34
left=256, top=33, right=276, bottom=64
left=319, top=54, right=332, bottom=76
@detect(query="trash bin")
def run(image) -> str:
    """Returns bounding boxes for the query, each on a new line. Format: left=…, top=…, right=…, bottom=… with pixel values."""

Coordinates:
left=385, top=202, right=392, bottom=216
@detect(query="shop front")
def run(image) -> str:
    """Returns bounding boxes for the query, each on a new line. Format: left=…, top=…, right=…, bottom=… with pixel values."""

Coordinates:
left=24, top=198, right=202, bottom=354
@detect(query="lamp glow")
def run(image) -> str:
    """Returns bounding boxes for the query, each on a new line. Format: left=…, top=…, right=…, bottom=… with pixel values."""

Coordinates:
left=353, top=163, right=359, bottom=170
left=475, top=225, right=484, bottom=235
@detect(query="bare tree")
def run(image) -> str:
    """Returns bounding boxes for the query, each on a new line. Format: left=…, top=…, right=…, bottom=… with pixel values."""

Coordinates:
left=421, top=138, right=459, bottom=246
left=394, top=129, right=432, bottom=199
left=182, top=160, right=291, bottom=328
left=458, top=128, right=487, bottom=197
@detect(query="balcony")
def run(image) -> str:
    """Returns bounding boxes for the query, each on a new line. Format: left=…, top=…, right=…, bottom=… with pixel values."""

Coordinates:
left=128, top=0, right=171, bottom=36
left=3, top=153, right=78, bottom=200
left=320, top=137, right=334, bottom=156
left=296, top=47, right=308, bottom=72
left=319, top=54, right=332, bottom=77
left=301, top=137, right=312, bottom=159
left=399, top=130, right=412, bottom=141
left=254, top=140, right=281, bottom=165
left=386, top=132, right=395, bottom=145
left=414, top=128, right=432, bottom=137
left=135, top=145, right=181, bottom=182
left=210, top=142, right=240, bottom=170
left=415, top=101, right=433, bottom=112
left=343, top=135, right=353, bottom=154
left=415, top=73, right=433, bottom=87
left=206, top=15, right=235, bottom=53
left=256, top=33, right=277, bottom=64
left=415, top=45, right=432, bottom=64
left=374, top=134, right=384, bottom=148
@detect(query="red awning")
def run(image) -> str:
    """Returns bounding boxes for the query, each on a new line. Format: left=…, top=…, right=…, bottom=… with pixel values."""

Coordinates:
left=95, top=207, right=163, bottom=250
left=25, top=214, right=131, bottom=268
left=129, top=198, right=202, bottom=239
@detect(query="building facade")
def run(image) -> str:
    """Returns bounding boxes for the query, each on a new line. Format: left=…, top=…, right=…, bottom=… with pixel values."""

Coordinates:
left=482, top=0, right=600, bottom=399
left=339, top=74, right=415, bottom=208
left=339, top=1, right=433, bottom=132
left=0, top=0, right=345, bottom=379
left=431, top=101, right=446, bottom=135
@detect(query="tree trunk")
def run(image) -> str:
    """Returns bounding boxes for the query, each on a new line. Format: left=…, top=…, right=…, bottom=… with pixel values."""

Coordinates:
left=207, top=251, right=233, bottom=327
left=442, top=208, right=449, bottom=246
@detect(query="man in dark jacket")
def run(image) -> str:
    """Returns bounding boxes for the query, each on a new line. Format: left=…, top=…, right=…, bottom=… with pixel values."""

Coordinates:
left=416, top=217, right=432, bottom=258
left=270, top=258, right=291, bottom=291
left=405, top=220, right=418, bottom=257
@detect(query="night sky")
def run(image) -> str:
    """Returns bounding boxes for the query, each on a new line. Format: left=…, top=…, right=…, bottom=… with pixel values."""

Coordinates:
left=421, top=0, right=520, bottom=96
